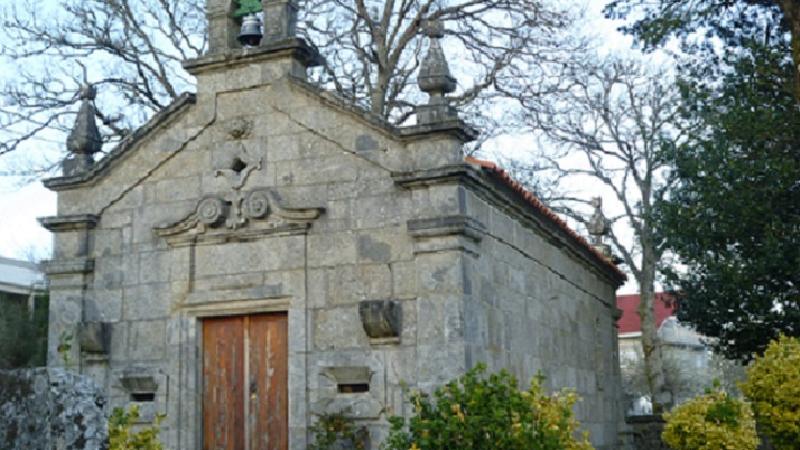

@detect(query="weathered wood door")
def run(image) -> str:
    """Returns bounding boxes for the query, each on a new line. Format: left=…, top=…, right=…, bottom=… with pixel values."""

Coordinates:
left=202, top=313, right=288, bottom=450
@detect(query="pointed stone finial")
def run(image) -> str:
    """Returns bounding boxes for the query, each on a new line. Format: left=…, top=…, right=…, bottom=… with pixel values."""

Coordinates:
left=417, top=18, right=458, bottom=124
left=587, top=197, right=613, bottom=258
left=63, top=85, right=102, bottom=177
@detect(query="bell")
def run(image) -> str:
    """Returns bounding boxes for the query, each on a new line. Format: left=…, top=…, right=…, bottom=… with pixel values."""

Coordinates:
left=238, top=14, right=263, bottom=47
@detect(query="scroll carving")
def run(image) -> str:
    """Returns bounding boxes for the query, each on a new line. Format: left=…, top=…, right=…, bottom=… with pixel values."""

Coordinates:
left=153, top=188, right=323, bottom=246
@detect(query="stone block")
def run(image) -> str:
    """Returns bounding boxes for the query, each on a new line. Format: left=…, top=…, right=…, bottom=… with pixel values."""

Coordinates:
left=306, top=268, right=327, bottom=308
left=194, top=237, right=305, bottom=276
left=327, top=264, right=392, bottom=305
left=155, top=176, right=201, bottom=202
left=123, top=283, right=170, bottom=320
left=390, top=261, right=418, bottom=300
left=352, top=195, right=406, bottom=229
left=95, top=228, right=123, bottom=257
left=128, top=320, right=167, bottom=361
left=314, top=307, right=368, bottom=350
left=416, top=253, right=464, bottom=294
left=307, top=232, right=357, bottom=267
left=139, top=251, right=170, bottom=284
left=85, top=289, right=123, bottom=322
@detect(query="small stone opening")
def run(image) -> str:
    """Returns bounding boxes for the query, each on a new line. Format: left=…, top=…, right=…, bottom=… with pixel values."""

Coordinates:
left=231, top=157, right=247, bottom=174
left=338, top=383, right=370, bottom=394
left=130, top=392, right=155, bottom=402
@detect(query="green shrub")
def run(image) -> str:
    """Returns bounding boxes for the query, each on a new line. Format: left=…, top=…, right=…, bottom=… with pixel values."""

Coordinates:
left=382, top=364, right=593, bottom=450
left=739, top=335, right=800, bottom=450
left=108, top=405, right=165, bottom=450
left=309, top=413, right=368, bottom=450
left=662, top=389, right=759, bottom=450
left=0, top=292, right=48, bottom=369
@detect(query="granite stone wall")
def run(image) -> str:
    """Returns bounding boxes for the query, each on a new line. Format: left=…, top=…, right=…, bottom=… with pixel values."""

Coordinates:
left=460, top=188, right=624, bottom=450
left=0, top=368, right=107, bottom=450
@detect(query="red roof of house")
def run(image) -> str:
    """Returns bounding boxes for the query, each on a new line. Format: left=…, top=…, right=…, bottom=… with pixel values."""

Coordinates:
left=465, top=156, right=626, bottom=281
left=616, top=293, right=676, bottom=333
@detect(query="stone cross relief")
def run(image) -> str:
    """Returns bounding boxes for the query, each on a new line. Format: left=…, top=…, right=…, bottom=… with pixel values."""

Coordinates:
left=214, top=142, right=263, bottom=229
left=153, top=118, right=323, bottom=243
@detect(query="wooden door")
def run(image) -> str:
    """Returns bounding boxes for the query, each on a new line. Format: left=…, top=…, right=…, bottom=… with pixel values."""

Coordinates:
left=203, top=313, right=288, bottom=450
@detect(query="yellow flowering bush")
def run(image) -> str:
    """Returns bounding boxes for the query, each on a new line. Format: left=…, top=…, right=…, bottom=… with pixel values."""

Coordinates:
left=662, top=389, right=759, bottom=450
left=382, top=364, right=593, bottom=450
left=739, top=335, right=800, bottom=450
left=108, top=405, right=165, bottom=450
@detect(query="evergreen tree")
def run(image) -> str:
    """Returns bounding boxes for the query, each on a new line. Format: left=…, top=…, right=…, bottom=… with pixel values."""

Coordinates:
left=609, top=1, right=800, bottom=360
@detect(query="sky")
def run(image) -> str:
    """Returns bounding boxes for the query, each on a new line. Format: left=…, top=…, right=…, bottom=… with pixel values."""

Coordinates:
left=0, top=0, right=645, bottom=290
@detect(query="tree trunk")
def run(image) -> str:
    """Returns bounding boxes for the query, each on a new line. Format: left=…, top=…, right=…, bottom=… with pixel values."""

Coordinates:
left=370, top=71, right=390, bottom=118
left=779, top=0, right=800, bottom=100
left=638, top=239, right=667, bottom=413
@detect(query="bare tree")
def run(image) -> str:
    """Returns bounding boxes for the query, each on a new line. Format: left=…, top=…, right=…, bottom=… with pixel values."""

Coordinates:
left=0, top=0, right=206, bottom=171
left=522, top=56, right=682, bottom=411
left=1, top=0, right=581, bottom=172
left=301, top=0, right=578, bottom=125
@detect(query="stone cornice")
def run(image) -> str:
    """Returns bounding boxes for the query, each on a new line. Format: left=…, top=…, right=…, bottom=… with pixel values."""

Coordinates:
left=287, top=77, right=478, bottom=144
left=392, top=164, right=480, bottom=188
left=407, top=215, right=485, bottom=242
left=399, top=121, right=478, bottom=143
left=38, top=214, right=98, bottom=232
left=183, top=38, right=323, bottom=75
left=42, top=257, right=95, bottom=275
left=393, top=164, right=626, bottom=286
left=42, top=94, right=196, bottom=191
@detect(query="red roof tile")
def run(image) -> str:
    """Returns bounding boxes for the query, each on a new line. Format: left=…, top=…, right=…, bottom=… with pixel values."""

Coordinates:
left=616, top=293, right=676, bottom=333
left=465, top=156, right=627, bottom=281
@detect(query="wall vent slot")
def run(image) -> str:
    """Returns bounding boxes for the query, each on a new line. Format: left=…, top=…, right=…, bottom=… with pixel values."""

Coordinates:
left=337, top=383, right=369, bottom=394
left=130, top=392, right=156, bottom=402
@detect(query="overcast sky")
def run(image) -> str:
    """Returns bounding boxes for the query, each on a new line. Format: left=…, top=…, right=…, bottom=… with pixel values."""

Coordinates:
left=0, top=1, right=643, bottom=291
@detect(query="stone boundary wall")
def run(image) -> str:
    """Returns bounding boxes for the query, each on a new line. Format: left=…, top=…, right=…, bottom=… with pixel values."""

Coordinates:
left=620, top=415, right=669, bottom=450
left=0, top=368, right=107, bottom=450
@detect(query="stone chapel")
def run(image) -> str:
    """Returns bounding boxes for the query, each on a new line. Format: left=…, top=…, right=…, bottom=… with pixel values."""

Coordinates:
left=40, top=1, right=627, bottom=449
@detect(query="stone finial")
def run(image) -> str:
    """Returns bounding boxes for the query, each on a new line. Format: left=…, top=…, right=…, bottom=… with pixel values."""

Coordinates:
left=63, top=85, right=102, bottom=176
left=417, top=18, right=458, bottom=124
left=262, top=0, right=299, bottom=43
left=587, top=197, right=613, bottom=258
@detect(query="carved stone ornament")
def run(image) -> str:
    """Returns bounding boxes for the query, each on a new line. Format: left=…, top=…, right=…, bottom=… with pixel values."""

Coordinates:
left=587, top=196, right=608, bottom=245
left=153, top=189, right=323, bottom=246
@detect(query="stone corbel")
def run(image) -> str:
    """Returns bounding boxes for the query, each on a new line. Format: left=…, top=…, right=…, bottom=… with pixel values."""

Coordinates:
left=78, top=321, right=110, bottom=355
left=358, top=300, right=401, bottom=345
left=153, top=188, right=324, bottom=247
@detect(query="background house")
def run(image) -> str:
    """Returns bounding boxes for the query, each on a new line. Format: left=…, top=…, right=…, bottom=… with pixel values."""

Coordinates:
left=0, top=255, right=45, bottom=304
left=616, top=293, right=725, bottom=414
